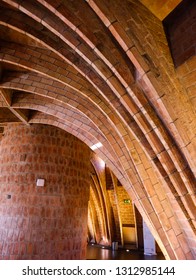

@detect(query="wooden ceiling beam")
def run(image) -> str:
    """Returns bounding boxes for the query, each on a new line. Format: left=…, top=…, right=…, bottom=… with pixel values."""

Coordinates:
left=0, top=88, right=29, bottom=125
left=9, top=108, right=29, bottom=125
left=0, top=88, right=12, bottom=106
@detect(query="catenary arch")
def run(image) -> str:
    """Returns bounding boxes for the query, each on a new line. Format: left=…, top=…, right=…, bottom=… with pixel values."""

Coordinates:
left=0, top=70, right=130, bottom=169
left=0, top=41, right=194, bottom=260
left=7, top=0, right=194, bottom=172
left=89, top=176, right=108, bottom=244
left=0, top=1, right=194, bottom=175
left=2, top=48, right=194, bottom=225
left=0, top=25, right=194, bottom=201
left=0, top=50, right=194, bottom=260
left=0, top=1, right=195, bottom=260
left=22, top=109, right=195, bottom=260
left=1, top=42, right=195, bottom=208
left=0, top=16, right=194, bottom=207
left=0, top=82, right=193, bottom=260
left=2, top=68, right=192, bottom=199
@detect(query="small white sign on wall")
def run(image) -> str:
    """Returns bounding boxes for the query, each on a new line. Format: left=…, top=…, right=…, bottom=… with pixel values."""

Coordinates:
left=36, top=178, right=45, bottom=187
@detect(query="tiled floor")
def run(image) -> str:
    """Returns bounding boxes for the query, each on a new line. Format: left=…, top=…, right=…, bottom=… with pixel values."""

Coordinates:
left=86, top=245, right=165, bottom=260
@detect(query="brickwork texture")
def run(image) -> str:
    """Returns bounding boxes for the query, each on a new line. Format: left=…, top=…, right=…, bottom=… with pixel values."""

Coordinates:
left=0, top=124, right=90, bottom=260
left=0, top=0, right=195, bottom=260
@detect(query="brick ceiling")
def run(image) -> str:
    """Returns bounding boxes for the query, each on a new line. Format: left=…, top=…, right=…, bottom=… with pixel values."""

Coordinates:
left=0, top=0, right=195, bottom=260
left=0, top=0, right=184, bottom=131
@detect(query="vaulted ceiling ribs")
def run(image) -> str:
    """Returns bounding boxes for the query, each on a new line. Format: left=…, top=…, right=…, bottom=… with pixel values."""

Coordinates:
left=0, top=0, right=195, bottom=259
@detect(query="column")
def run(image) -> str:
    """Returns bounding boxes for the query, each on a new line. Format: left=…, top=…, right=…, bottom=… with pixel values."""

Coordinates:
left=0, top=124, right=90, bottom=259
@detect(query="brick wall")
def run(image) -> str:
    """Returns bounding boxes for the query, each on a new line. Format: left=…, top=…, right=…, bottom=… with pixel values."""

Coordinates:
left=107, top=189, right=121, bottom=243
left=164, top=0, right=196, bottom=67
left=0, top=124, right=90, bottom=259
left=116, top=186, right=135, bottom=225
left=176, top=56, right=196, bottom=110
left=116, top=186, right=136, bottom=245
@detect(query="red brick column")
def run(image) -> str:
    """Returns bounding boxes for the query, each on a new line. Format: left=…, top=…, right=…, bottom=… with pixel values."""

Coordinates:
left=0, top=124, right=90, bottom=260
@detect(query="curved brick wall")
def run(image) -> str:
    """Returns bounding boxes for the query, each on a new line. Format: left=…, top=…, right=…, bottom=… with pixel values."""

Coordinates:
left=0, top=124, right=90, bottom=260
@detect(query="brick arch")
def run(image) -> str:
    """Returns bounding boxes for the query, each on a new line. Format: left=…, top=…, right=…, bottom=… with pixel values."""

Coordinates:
left=22, top=0, right=194, bottom=168
left=0, top=72, right=126, bottom=169
left=90, top=157, right=115, bottom=245
left=0, top=1, right=195, bottom=156
left=0, top=6, right=194, bottom=206
left=0, top=40, right=106, bottom=104
left=3, top=0, right=135, bottom=87
left=0, top=70, right=162, bottom=187
left=28, top=113, right=124, bottom=181
left=0, top=20, right=191, bottom=182
left=2, top=71, right=189, bottom=199
left=1, top=47, right=194, bottom=208
left=1, top=61, right=195, bottom=219
left=30, top=114, right=188, bottom=260
left=11, top=95, right=193, bottom=259
left=88, top=200, right=101, bottom=243
left=0, top=0, right=195, bottom=259
left=85, top=0, right=195, bottom=169
left=11, top=97, right=121, bottom=169
left=89, top=176, right=108, bottom=244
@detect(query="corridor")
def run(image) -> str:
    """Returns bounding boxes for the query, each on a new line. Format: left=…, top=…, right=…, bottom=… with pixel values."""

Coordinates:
left=0, top=0, right=195, bottom=260
left=86, top=245, right=165, bottom=260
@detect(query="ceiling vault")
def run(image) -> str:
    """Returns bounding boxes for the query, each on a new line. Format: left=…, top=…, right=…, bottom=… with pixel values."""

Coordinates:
left=0, top=0, right=195, bottom=260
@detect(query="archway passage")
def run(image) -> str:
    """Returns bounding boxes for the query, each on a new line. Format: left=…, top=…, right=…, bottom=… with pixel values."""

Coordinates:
left=0, top=0, right=195, bottom=260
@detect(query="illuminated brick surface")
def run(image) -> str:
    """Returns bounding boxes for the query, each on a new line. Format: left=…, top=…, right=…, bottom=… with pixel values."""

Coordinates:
left=0, top=124, right=90, bottom=260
